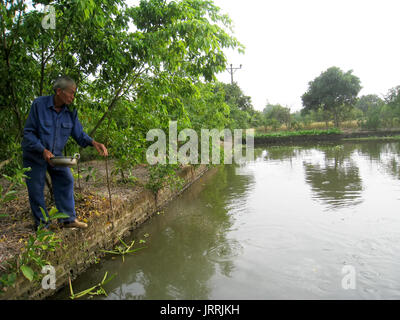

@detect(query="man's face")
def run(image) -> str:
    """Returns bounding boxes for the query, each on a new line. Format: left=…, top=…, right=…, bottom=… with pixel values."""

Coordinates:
left=56, top=85, right=76, bottom=105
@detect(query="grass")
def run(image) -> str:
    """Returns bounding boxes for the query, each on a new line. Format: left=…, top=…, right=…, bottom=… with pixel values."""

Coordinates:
left=343, top=135, right=400, bottom=141
left=256, top=121, right=359, bottom=133
left=254, top=128, right=342, bottom=139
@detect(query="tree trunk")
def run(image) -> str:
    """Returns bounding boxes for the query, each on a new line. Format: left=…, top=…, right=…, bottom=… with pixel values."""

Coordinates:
left=334, top=110, right=340, bottom=128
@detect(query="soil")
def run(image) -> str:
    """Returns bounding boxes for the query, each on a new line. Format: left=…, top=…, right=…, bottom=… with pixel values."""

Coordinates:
left=0, top=159, right=153, bottom=271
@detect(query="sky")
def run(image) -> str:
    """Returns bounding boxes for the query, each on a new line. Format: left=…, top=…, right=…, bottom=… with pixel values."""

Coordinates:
left=213, top=0, right=400, bottom=111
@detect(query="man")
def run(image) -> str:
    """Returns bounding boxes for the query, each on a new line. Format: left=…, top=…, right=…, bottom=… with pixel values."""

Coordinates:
left=21, top=76, right=108, bottom=230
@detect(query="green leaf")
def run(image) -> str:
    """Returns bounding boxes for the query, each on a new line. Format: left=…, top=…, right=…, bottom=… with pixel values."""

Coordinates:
left=101, top=271, right=108, bottom=284
left=20, top=265, right=34, bottom=282
left=39, top=207, right=48, bottom=223
left=126, top=246, right=147, bottom=254
left=48, top=207, right=58, bottom=217
left=102, top=273, right=116, bottom=286
left=69, top=277, right=74, bottom=298
left=28, top=235, right=35, bottom=246
left=4, top=190, right=17, bottom=198
left=118, top=237, right=129, bottom=248
left=8, top=272, right=17, bottom=284
left=50, top=213, right=70, bottom=220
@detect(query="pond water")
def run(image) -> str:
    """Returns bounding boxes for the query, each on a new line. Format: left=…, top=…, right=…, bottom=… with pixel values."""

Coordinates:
left=52, top=141, right=400, bottom=300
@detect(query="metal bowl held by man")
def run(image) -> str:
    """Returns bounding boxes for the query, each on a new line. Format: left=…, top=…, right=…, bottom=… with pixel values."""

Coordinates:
left=49, top=153, right=80, bottom=167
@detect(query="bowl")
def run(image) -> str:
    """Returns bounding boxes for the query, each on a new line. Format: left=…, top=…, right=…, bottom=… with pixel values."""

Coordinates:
left=49, top=153, right=80, bottom=167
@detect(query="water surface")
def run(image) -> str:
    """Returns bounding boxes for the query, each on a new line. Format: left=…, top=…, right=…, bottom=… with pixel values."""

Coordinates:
left=53, top=141, right=400, bottom=300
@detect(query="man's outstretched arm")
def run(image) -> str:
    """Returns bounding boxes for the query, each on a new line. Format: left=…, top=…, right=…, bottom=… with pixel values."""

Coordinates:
left=71, top=111, right=108, bottom=156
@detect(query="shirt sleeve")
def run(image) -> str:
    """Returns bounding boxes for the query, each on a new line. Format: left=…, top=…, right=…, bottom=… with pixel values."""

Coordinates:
left=70, top=110, right=94, bottom=148
left=21, top=100, right=46, bottom=154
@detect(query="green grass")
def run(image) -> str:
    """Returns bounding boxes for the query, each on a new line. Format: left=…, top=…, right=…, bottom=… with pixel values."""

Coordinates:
left=254, top=128, right=342, bottom=139
left=343, top=135, right=400, bottom=141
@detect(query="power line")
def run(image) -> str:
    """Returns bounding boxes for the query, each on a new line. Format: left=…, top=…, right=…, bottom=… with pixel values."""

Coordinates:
left=226, top=64, right=242, bottom=84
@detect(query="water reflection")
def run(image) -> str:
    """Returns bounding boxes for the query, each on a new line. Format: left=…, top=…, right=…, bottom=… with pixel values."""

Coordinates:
left=51, top=141, right=400, bottom=300
left=303, top=144, right=363, bottom=210
left=263, top=145, right=302, bottom=162
left=53, top=166, right=254, bottom=300
left=356, top=142, right=400, bottom=180
left=265, top=142, right=400, bottom=210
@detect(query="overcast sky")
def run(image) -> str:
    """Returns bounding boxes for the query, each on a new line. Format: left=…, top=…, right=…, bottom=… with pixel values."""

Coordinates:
left=213, top=0, right=400, bottom=112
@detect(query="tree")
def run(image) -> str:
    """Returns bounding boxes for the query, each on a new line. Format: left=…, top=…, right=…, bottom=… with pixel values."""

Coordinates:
left=263, top=104, right=291, bottom=129
left=217, top=82, right=254, bottom=129
left=221, top=83, right=253, bottom=112
left=355, top=94, right=384, bottom=114
left=0, top=0, right=244, bottom=164
left=386, top=86, right=400, bottom=116
left=183, top=82, right=231, bottom=132
left=301, top=67, right=362, bottom=127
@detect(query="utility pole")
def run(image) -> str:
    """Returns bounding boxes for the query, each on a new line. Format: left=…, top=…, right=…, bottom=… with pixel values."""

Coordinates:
left=227, top=64, right=242, bottom=84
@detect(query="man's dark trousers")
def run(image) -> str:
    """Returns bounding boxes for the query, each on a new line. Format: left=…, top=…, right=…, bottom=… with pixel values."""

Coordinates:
left=23, top=157, right=76, bottom=229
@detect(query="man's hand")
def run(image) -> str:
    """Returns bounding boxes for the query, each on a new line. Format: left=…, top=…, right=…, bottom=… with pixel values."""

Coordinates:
left=92, top=140, right=108, bottom=156
left=43, top=149, right=55, bottom=166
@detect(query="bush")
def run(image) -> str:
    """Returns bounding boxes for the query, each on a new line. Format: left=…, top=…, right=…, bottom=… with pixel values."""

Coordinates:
left=362, top=111, right=381, bottom=130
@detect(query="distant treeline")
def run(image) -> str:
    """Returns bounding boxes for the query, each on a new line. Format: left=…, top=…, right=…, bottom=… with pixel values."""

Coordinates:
left=254, top=67, right=400, bottom=132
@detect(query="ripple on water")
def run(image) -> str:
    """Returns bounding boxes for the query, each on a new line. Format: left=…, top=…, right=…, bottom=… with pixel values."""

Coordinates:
left=239, top=224, right=300, bottom=251
left=206, top=239, right=244, bottom=263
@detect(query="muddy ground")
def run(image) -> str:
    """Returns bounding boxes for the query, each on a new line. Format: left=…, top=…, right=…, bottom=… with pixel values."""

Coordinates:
left=0, top=159, right=153, bottom=271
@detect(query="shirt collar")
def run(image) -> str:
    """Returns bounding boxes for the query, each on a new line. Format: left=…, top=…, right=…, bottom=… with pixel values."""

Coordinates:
left=48, top=94, right=68, bottom=112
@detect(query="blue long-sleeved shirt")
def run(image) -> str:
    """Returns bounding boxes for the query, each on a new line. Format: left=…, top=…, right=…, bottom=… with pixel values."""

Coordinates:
left=21, top=95, right=93, bottom=163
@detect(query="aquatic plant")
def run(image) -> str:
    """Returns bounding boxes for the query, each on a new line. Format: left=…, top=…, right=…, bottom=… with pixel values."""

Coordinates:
left=100, top=237, right=147, bottom=262
left=69, top=271, right=115, bottom=299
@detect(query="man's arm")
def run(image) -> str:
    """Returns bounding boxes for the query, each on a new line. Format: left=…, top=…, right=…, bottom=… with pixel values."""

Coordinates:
left=70, top=110, right=95, bottom=148
left=91, top=139, right=108, bottom=156
left=71, top=110, right=108, bottom=156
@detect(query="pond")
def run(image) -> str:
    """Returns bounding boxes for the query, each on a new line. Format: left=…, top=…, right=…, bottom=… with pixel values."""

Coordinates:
left=52, top=141, right=400, bottom=300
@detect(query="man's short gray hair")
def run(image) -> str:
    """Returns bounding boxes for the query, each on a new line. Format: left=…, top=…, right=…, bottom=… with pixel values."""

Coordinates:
left=53, top=76, right=76, bottom=93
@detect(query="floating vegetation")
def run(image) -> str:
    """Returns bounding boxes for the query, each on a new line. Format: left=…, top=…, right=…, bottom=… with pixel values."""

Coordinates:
left=100, top=237, right=146, bottom=262
left=69, top=271, right=115, bottom=299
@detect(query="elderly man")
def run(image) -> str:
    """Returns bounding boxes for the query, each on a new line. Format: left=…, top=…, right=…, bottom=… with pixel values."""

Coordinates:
left=21, top=76, right=108, bottom=230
